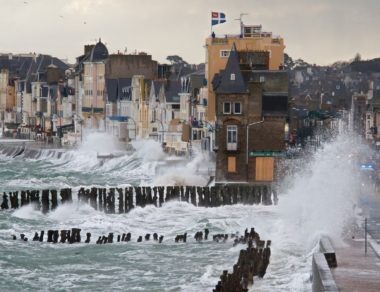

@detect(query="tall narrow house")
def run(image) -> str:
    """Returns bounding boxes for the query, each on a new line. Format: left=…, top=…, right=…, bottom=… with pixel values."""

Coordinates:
left=214, top=44, right=289, bottom=185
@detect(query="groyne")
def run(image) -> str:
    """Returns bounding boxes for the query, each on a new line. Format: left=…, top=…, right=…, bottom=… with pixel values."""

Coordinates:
left=1, top=185, right=277, bottom=213
left=11, top=226, right=271, bottom=291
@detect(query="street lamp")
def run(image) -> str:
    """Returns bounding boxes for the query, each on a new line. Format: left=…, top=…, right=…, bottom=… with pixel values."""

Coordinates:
left=246, top=118, right=264, bottom=181
left=79, top=119, right=84, bottom=143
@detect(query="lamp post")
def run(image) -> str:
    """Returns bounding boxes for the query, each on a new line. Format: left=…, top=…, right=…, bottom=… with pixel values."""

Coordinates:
left=78, top=118, right=84, bottom=143
left=246, top=119, right=264, bottom=181
left=2, top=108, right=5, bottom=138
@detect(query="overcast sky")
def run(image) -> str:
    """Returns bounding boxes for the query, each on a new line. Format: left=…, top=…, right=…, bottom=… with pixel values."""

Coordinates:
left=0, top=0, right=379, bottom=65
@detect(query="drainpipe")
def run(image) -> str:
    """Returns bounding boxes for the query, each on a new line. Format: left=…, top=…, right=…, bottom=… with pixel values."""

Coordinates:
left=246, top=118, right=264, bottom=182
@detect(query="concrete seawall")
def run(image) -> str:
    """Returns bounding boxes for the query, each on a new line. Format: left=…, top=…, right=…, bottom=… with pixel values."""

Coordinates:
left=312, top=237, right=338, bottom=292
left=0, top=140, right=68, bottom=159
left=312, top=253, right=338, bottom=292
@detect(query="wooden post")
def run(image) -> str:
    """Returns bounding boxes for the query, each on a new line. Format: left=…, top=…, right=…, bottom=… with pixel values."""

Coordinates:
left=41, top=190, right=50, bottom=214
left=117, top=188, right=124, bottom=214
left=20, top=191, right=27, bottom=207
left=90, top=187, right=98, bottom=210
left=51, top=190, right=58, bottom=210
left=98, top=188, right=103, bottom=211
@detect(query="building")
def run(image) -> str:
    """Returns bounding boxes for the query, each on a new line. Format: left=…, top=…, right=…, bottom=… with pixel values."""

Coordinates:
left=352, top=92, right=367, bottom=136
left=213, top=44, right=289, bottom=185
left=0, top=69, right=16, bottom=135
left=366, top=90, right=380, bottom=142
left=81, top=40, right=109, bottom=129
left=102, top=49, right=159, bottom=140
left=0, top=53, right=69, bottom=139
left=205, top=23, right=285, bottom=122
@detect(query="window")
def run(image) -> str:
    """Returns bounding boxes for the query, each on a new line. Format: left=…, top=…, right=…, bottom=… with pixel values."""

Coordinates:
left=230, top=73, right=235, bottom=81
left=262, top=95, right=288, bottom=113
left=228, top=156, right=236, bottom=172
left=255, top=157, right=274, bottom=181
left=259, top=76, right=265, bottom=83
left=223, top=102, right=231, bottom=114
left=227, top=125, right=237, bottom=151
left=234, top=102, right=241, bottom=114
left=220, top=50, right=230, bottom=58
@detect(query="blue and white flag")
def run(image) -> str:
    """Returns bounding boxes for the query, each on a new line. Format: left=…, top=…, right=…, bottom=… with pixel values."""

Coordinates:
left=211, top=12, right=226, bottom=26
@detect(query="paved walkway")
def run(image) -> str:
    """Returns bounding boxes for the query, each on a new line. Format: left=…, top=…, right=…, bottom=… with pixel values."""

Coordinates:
left=331, top=192, right=380, bottom=291
left=363, top=198, right=380, bottom=245
left=332, top=233, right=380, bottom=291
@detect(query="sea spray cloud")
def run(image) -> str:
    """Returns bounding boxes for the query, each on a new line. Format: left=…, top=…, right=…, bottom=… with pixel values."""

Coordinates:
left=132, top=139, right=166, bottom=162
left=151, top=150, right=211, bottom=186
left=278, top=131, right=365, bottom=247
left=79, top=130, right=124, bottom=153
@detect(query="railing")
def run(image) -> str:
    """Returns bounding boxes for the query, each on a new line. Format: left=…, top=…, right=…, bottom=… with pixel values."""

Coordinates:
left=227, top=143, right=237, bottom=151
left=211, top=38, right=229, bottom=45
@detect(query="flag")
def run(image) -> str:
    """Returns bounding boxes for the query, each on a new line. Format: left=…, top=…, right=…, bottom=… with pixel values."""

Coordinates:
left=211, top=12, right=226, bottom=26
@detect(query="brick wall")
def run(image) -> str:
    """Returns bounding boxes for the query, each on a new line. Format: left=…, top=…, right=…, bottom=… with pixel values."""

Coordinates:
left=106, top=55, right=158, bottom=80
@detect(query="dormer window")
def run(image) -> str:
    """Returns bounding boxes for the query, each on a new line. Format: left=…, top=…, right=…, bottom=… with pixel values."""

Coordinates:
left=230, top=73, right=235, bottom=81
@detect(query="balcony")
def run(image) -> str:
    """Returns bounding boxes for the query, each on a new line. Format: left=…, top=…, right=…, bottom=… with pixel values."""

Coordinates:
left=227, top=143, right=237, bottom=151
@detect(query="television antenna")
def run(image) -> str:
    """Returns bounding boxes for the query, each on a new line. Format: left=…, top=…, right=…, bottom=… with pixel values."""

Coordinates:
left=234, top=13, right=248, bottom=35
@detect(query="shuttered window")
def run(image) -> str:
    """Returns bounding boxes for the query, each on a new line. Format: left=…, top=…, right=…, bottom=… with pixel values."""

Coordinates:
left=255, top=157, right=274, bottom=181
left=228, top=156, right=236, bottom=172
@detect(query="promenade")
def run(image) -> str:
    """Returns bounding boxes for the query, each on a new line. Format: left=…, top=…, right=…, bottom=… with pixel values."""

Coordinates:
left=331, top=192, right=380, bottom=291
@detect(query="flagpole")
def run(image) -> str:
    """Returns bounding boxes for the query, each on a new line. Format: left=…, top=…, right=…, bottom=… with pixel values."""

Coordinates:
left=210, top=11, right=212, bottom=36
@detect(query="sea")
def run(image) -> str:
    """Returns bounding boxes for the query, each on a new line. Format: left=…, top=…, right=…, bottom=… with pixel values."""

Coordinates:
left=0, top=130, right=366, bottom=291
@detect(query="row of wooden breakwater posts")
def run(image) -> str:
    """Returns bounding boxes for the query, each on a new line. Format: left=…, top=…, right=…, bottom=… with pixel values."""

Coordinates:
left=1, top=185, right=278, bottom=213
left=12, top=227, right=271, bottom=291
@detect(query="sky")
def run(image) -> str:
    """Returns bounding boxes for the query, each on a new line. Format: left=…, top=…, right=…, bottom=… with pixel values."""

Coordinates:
left=0, top=0, right=379, bottom=66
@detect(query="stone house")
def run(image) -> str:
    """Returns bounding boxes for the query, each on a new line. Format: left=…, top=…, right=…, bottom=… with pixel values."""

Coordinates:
left=213, top=44, right=289, bottom=185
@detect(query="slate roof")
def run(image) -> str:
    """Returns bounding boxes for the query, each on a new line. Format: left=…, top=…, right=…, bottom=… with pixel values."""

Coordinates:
left=215, top=43, right=247, bottom=94
left=106, top=79, right=118, bottom=102
left=118, top=78, right=132, bottom=100
left=165, top=80, right=181, bottom=103
left=105, top=78, right=132, bottom=102
left=152, top=80, right=165, bottom=95
left=368, top=90, right=380, bottom=106
left=0, top=54, right=69, bottom=94
left=89, top=40, right=109, bottom=62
